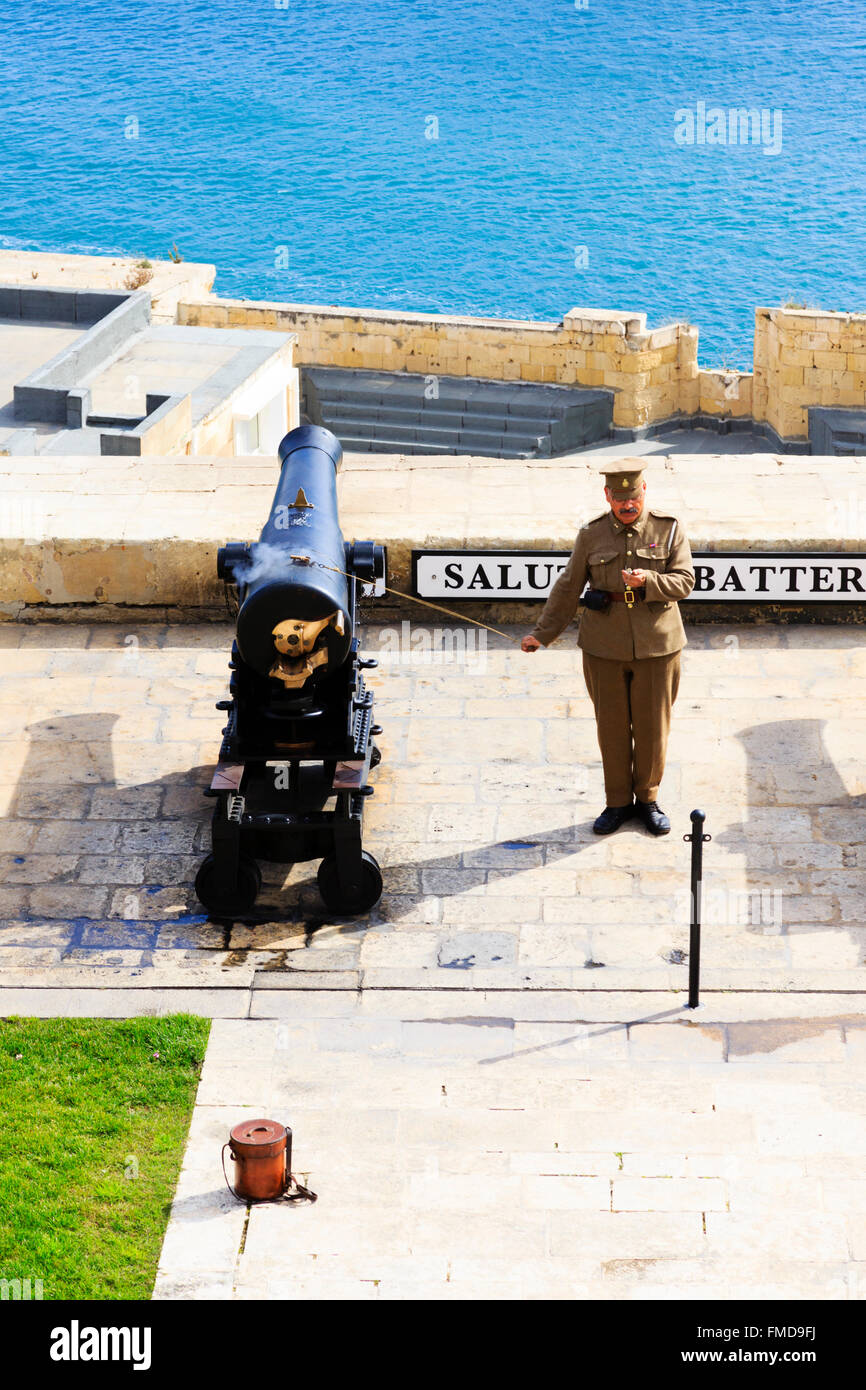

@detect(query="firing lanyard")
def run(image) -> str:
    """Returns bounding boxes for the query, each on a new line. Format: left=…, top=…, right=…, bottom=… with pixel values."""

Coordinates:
left=228, top=537, right=674, bottom=646
left=285, top=553, right=525, bottom=647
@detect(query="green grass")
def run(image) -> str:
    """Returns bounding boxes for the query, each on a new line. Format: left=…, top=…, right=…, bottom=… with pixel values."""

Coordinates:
left=0, top=1014, right=211, bottom=1300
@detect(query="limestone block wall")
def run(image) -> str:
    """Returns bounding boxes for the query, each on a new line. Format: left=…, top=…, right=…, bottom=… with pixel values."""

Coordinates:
left=0, top=250, right=216, bottom=324
left=178, top=296, right=866, bottom=444
left=5, top=252, right=864, bottom=444
left=178, top=299, right=700, bottom=431
left=754, top=307, right=866, bottom=442
left=698, top=368, right=754, bottom=419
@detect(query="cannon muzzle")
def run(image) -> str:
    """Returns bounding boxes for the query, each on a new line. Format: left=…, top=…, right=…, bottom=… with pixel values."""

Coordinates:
left=229, top=425, right=352, bottom=688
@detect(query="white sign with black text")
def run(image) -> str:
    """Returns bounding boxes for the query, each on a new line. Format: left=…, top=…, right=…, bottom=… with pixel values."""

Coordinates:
left=411, top=550, right=866, bottom=603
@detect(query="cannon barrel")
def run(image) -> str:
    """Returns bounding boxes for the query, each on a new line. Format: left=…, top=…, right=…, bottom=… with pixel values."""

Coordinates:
left=201, top=423, right=386, bottom=920
left=232, top=425, right=353, bottom=688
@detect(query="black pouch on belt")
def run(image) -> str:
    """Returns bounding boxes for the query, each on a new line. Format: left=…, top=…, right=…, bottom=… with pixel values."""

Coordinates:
left=579, top=587, right=612, bottom=612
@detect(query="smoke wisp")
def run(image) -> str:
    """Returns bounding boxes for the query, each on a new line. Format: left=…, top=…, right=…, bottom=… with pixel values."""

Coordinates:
left=231, top=542, right=313, bottom=589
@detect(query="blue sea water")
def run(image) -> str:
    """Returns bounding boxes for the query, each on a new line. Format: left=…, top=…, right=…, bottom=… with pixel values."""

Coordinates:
left=1, top=0, right=864, bottom=368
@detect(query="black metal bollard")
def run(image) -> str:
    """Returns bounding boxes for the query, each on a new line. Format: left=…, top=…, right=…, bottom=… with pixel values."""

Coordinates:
left=683, top=809, right=711, bottom=1008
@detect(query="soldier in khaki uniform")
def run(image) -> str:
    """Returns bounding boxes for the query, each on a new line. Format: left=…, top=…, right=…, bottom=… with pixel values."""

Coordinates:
left=521, top=463, right=695, bottom=835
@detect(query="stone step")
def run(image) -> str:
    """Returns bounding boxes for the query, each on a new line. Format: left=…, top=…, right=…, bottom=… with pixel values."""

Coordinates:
left=336, top=433, right=534, bottom=458
left=323, top=400, right=554, bottom=431
left=301, top=366, right=614, bottom=459
left=318, top=389, right=589, bottom=422
left=329, top=412, right=546, bottom=451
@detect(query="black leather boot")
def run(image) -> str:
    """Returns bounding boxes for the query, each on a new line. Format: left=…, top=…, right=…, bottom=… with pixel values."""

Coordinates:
left=593, top=803, right=636, bottom=835
left=636, top=800, right=671, bottom=835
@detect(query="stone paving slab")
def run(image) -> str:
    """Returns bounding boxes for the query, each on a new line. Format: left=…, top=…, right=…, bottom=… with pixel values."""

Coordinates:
left=1, top=617, right=864, bottom=1298
left=152, top=1011, right=866, bottom=1300
left=0, top=987, right=250, bottom=1017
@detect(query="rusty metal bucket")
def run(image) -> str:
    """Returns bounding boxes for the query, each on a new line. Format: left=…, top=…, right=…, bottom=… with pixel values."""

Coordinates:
left=223, top=1118, right=291, bottom=1202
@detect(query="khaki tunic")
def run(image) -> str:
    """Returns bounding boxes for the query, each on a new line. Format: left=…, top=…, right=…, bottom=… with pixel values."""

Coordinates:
left=531, top=506, right=695, bottom=806
left=530, top=507, right=696, bottom=658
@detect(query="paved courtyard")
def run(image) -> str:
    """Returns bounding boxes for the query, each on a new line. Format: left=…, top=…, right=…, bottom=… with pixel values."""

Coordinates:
left=1, top=619, right=864, bottom=997
left=154, top=1006, right=866, bottom=1301
left=1, top=618, right=865, bottom=1298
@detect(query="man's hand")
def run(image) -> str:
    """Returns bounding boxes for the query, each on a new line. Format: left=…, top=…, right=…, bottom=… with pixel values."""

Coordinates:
left=622, top=568, right=647, bottom=588
left=521, top=634, right=542, bottom=652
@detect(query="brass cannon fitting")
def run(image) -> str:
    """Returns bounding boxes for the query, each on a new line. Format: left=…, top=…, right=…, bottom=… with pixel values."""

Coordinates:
left=269, top=613, right=346, bottom=688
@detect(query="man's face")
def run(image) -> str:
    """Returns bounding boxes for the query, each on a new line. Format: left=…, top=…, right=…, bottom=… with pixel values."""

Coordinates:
left=605, top=481, right=646, bottom=525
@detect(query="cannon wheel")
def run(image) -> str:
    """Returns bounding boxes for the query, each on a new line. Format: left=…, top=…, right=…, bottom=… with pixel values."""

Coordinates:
left=195, top=853, right=262, bottom=916
left=317, top=851, right=382, bottom=915
left=370, top=743, right=382, bottom=768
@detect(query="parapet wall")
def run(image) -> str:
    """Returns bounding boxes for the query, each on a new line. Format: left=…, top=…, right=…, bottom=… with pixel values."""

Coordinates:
left=1, top=451, right=859, bottom=625
left=5, top=254, right=861, bottom=445
left=178, top=301, right=700, bottom=431
left=754, top=307, right=866, bottom=442
left=178, top=297, right=866, bottom=446
left=0, top=250, right=216, bottom=323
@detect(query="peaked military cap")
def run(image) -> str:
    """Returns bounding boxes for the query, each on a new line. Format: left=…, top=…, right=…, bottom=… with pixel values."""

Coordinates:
left=597, top=461, right=647, bottom=499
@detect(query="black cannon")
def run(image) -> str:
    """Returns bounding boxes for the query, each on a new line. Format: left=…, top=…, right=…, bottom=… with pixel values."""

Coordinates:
left=195, top=424, right=387, bottom=917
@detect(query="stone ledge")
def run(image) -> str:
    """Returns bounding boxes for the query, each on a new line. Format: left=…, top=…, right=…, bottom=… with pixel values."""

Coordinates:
left=3, top=984, right=866, bottom=1023
left=564, top=306, right=648, bottom=336
left=184, top=296, right=564, bottom=334
left=0, top=250, right=216, bottom=322
left=0, top=451, right=864, bottom=618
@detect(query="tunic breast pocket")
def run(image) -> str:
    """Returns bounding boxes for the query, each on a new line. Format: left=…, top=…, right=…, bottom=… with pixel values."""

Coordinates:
left=588, top=548, right=621, bottom=588
left=635, top=544, right=670, bottom=572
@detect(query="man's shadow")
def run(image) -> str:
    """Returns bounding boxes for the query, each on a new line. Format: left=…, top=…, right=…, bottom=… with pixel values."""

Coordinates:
left=715, top=716, right=865, bottom=959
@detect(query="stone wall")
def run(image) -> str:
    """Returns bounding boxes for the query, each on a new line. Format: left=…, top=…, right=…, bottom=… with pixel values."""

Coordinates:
left=178, top=300, right=700, bottom=432
left=697, top=368, right=753, bottom=420
left=1, top=450, right=860, bottom=623
left=0, top=250, right=216, bottom=324
left=753, top=306, right=866, bottom=442
left=178, top=297, right=866, bottom=446
left=189, top=340, right=299, bottom=457
left=5, top=254, right=864, bottom=445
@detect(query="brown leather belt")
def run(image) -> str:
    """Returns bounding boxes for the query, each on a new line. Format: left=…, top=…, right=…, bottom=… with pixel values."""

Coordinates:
left=606, top=590, right=646, bottom=603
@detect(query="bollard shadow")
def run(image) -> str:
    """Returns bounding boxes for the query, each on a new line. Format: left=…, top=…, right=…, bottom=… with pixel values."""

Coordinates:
left=477, top=1005, right=687, bottom=1066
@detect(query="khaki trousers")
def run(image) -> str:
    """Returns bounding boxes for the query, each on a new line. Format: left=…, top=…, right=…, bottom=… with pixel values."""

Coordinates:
left=581, top=649, right=681, bottom=806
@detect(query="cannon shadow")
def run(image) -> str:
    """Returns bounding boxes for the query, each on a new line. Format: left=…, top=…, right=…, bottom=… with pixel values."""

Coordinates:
left=6, top=710, right=603, bottom=951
